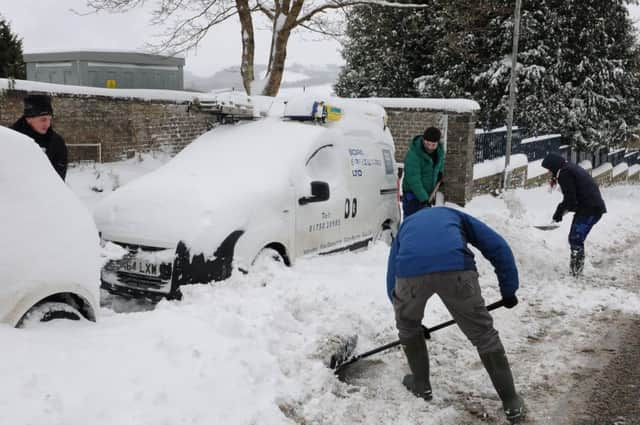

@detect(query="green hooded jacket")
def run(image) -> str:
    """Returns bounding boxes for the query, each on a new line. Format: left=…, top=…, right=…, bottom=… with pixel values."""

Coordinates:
left=402, top=135, right=445, bottom=202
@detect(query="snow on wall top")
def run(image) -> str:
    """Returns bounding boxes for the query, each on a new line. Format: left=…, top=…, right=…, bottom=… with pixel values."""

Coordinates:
left=473, top=154, right=528, bottom=179
left=593, top=163, right=613, bottom=176
left=613, top=162, right=628, bottom=175
left=0, top=78, right=221, bottom=103
left=365, top=98, right=480, bottom=113
left=475, top=126, right=520, bottom=135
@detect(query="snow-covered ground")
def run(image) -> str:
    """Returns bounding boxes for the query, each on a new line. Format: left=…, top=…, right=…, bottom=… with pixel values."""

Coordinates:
left=1, top=154, right=639, bottom=424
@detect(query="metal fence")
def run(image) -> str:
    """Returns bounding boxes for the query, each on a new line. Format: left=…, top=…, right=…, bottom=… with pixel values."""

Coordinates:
left=474, top=129, right=639, bottom=167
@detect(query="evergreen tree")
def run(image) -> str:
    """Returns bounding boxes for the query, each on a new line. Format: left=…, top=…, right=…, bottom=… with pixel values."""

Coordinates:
left=467, top=0, right=640, bottom=149
left=335, top=2, right=444, bottom=97
left=0, top=17, right=25, bottom=80
left=339, top=0, right=640, bottom=150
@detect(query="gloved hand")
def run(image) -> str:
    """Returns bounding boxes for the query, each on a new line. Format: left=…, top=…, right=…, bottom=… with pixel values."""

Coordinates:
left=502, top=295, right=518, bottom=309
left=552, top=210, right=564, bottom=222
left=421, top=324, right=431, bottom=340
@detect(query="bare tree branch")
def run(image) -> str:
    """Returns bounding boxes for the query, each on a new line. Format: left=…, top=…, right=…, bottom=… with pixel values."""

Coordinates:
left=83, top=0, right=429, bottom=95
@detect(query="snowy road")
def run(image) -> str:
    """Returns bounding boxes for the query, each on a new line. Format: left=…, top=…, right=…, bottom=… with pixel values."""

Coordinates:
left=1, top=158, right=638, bottom=425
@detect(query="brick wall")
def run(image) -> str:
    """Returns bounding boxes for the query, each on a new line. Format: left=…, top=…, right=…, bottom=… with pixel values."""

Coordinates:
left=385, top=107, right=477, bottom=206
left=0, top=89, right=213, bottom=162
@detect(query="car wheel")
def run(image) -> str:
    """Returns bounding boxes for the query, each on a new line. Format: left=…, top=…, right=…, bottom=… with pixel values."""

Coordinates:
left=17, top=301, right=84, bottom=328
left=251, top=248, right=287, bottom=285
left=252, top=247, right=285, bottom=269
left=378, top=221, right=395, bottom=246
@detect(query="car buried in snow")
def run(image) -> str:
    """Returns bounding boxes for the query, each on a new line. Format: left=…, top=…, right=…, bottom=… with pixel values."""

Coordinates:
left=0, top=126, right=101, bottom=327
left=94, top=96, right=401, bottom=300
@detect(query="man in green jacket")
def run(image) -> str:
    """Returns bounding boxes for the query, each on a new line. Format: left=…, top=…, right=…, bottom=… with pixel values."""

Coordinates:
left=401, top=127, right=445, bottom=218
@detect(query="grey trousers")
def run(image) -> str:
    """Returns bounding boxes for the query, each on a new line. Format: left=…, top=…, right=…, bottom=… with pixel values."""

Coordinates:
left=392, top=270, right=504, bottom=354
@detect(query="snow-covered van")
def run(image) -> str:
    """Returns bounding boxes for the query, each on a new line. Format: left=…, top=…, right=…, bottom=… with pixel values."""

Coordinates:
left=0, top=126, right=101, bottom=327
left=95, top=96, right=400, bottom=300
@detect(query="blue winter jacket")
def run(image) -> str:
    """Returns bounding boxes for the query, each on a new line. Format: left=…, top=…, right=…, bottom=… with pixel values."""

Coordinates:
left=386, top=207, right=519, bottom=301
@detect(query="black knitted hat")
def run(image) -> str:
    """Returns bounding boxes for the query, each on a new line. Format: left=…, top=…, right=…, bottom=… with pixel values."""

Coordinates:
left=423, top=127, right=441, bottom=143
left=23, top=94, right=53, bottom=117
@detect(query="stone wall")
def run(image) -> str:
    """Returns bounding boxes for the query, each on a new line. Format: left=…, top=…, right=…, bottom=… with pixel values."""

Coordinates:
left=473, top=165, right=528, bottom=196
left=473, top=161, right=640, bottom=196
left=384, top=107, right=477, bottom=206
left=611, top=170, right=629, bottom=185
left=0, top=89, right=213, bottom=162
left=592, top=169, right=613, bottom=186
left=525, top=172, right=550, bottom=189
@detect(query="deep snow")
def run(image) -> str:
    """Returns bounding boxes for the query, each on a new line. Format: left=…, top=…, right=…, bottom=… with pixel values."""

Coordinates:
left=1, top=153, right=639, bottom=425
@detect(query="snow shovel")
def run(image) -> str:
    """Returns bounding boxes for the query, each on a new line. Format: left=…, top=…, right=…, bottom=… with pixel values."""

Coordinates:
left=331, top=299, right=505, bottom=373
left=533, top=222, right=560, bottom=231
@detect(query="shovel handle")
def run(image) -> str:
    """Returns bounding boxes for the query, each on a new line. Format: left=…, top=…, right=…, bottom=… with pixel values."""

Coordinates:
left=428, top=181, right=442, bottom=204
left=335, top=299, right=505, bottom=372
left=423, top=299, right=505, bottom=336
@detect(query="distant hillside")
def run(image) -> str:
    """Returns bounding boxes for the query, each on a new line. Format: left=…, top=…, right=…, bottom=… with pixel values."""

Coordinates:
left=184, top=63, right=340, bottom=92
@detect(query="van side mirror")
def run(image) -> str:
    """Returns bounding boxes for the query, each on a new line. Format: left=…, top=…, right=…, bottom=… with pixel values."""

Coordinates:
left=298, top=181, right=330, bottom=205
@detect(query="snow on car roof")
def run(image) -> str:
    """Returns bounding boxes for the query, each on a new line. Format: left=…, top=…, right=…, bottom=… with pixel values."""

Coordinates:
left=94, top=98, right=392, bottom=250
left=0, top=126, right=100, bottom=296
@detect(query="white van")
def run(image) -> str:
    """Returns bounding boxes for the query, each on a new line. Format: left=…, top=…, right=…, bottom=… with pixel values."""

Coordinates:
left=0, top=126, right=101, bottom=327
left=94, top=96, right=400, bottom=300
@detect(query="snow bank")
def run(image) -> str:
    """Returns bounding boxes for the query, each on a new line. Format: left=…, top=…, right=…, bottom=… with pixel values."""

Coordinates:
left=2, top=151, right=640, bottom=425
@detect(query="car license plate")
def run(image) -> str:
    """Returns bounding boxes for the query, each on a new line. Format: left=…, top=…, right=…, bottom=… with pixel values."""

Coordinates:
left=120, top=257, right=160, bottom=277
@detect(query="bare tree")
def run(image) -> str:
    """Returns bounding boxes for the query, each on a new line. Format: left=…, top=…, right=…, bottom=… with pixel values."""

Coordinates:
left=84, top=0, right=426, bottom=96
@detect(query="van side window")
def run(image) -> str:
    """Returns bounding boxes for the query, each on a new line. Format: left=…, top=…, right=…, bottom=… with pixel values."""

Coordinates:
left=306, top=145, right=340, bottom=180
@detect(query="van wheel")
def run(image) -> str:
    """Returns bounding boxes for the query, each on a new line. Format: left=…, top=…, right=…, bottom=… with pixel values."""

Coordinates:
left=17, top=302, right=84, bottom=328
left=252, top=248, right=285, bottom=269
left=379, top=221, right=395, bottom=246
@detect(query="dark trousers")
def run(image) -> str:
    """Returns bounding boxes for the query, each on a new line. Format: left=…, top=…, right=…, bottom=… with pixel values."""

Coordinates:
left=568, top=213, right=602, bottom=249
left=402, top=192, right=429, bottom=218
left=392, top=270, right=504, bottom=354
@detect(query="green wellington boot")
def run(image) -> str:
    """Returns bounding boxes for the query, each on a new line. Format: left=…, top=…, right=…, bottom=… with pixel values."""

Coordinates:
left=480, top=351, right=525, bottom=423
left=400, top=333, right=432, bottom=401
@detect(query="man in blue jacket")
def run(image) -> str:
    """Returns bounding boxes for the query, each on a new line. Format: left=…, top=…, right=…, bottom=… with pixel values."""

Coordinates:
left=387, top=206, right=524, bottom=423
left=541, top=153, right=606, bottom=276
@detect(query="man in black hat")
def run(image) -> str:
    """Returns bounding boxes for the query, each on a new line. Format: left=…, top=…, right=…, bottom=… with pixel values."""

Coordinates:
left=11, top=94, right=68, bottom=180
left=541, top=153, right=607, bottom=276
left=401, top=126, right=445, bottom=218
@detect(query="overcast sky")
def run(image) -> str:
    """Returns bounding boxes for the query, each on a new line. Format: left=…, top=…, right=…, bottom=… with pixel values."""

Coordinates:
left=2, top=2, right=640, bottom=78
left=0, top=0, right=343, bottom=77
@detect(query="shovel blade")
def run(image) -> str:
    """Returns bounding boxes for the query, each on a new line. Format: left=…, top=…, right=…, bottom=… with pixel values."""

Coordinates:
left=327, top=334, right=358, bottom=370
left=534, top=224, right=560, bottom=231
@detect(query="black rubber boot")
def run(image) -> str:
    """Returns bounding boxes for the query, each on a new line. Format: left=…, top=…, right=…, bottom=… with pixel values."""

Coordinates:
left=400, top=333, right=432, bottom=401
left=480, top=351, right=525, bottom=423
left=570, top=247, right=585, bottom=276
